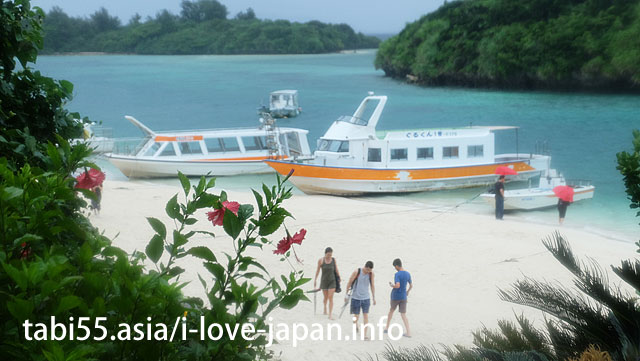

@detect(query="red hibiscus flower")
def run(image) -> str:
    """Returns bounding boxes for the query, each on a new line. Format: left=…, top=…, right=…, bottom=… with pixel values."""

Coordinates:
left=291, top=229, right=306, bottom=245
left=20, top=242, right=31, bottom=260
left=273, top=228, right=306, bottom=255
left=207, top=201, right=240, bottom=226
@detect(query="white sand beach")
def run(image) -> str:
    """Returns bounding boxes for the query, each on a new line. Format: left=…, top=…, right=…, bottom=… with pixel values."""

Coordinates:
left=91, top=179, right=637, bottom=361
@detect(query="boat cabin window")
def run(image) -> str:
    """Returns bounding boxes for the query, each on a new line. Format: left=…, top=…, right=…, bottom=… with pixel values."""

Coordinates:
left=390, top=148, right=408, bottom=161
left=368, top=148, right=381, bottom=162
left=417, top=147, right=434, bottom=160
left=443, top=146, right=459, bottom=159
left=337, top=115, right=368, bottom=126
left=144, top=142, right=161, bottom=157
left=221, top=137, right=240, bottom=152
left=285, top=132, right=302, bottom=155
left=205, top=138, right=224, bottom=153
left=160, top=143, right=176, bottom=156
left=179, top=141, right=202, bottom=155
left=468, top=145, right=484, bottom=157
left=318, top=139, right=349, bottom=153
left=242, top=136, right=267, bottom=151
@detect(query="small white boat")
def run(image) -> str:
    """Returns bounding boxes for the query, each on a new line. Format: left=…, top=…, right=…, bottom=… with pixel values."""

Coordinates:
left=106, top=115, right=311, bottom=178
left=265, top=93, right=551, bottom=195
left=480, top=170, right=595, bottom=210
left=266, top=90, right=301, bottom=118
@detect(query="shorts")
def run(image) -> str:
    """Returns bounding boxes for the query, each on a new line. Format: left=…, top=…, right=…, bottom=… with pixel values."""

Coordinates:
left=350, top=298, right=371, bottom=314
left=390, top=299, right=407, bottom=313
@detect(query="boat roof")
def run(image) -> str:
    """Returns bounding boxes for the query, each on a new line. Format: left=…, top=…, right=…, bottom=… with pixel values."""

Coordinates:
left=374, top=125, right=518, bottom=140
left=271, top=90, right=298, bottom=95
left=124, top=115, right=307, bottom=139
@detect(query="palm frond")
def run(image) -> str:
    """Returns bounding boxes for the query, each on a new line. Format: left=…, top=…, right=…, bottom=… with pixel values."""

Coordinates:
left=611, top=259, right=640, bottom=295
left=542, top=232, right=583, bottom=278
left=513, top=314, right=554, bottom=358
left=381, top=344, right=442, bottom=361
left=545, top=318, right=580, bottom=361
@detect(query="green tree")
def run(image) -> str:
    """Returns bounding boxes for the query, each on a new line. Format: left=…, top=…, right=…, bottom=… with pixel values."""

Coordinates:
left=235, top=7, right=256, bottom=21
left=180, top=0, right=227, bottom=22
left=90, top=7, right=120, bottom=33
left=1, top=2, right=310, bottom=360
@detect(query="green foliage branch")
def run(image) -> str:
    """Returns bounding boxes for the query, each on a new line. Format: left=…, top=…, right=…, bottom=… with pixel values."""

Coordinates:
left=1, top=1, right=309, bottom=360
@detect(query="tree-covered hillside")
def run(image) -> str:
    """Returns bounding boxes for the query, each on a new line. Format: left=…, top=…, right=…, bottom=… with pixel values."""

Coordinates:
left=375, top=0, right=640, bottom=90
left=42, top=0, right=380, bottom=55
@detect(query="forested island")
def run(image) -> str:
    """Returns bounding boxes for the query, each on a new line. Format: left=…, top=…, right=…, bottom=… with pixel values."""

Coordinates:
left=42, top=0, right=380, bottom=55
left=375, top=0, right=640, bottom=90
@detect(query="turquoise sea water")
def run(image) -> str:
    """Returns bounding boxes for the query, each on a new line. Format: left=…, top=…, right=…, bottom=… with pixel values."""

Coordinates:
left=35, top=51, right=640, bottom=241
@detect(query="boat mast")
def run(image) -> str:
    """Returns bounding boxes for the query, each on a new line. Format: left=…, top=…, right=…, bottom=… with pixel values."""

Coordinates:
left=260, top=111, right=281, bottom=159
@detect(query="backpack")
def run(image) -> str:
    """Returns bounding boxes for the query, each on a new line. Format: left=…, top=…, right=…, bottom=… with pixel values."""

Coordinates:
left=350, top=268, right=372, bottom=292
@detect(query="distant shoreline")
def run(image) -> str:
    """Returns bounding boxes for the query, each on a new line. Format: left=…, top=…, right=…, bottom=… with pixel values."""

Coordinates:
left=42, top=49, right=379, bottom=56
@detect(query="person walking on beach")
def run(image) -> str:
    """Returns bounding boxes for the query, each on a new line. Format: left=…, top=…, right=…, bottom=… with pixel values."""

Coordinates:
left=90, top=184, right=103, bottom=214
left=314, top=247, right=341, bottom=320
left=494, top=175, right=505, bottom=220
left=346, top=261, right=376, bottom=339
left=557, top=199, right=571, bottom=225
left=385, top=258, right=412, bottom=337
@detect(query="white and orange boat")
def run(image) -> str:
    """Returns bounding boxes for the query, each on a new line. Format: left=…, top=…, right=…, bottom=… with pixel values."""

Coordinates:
left=265, top=93, right=551, bottom=195
left=106, top=115, right=311, bottom=178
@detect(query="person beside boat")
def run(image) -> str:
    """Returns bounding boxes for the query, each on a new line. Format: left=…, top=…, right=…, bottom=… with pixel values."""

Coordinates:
left=494, top=175, right=505, bottom=220
left=558, top=199, right=571, bottom=225
left=345, top=261, right=376, bottom=340
left=314, top=247, right=341, bottom=320
left=384, top=258, right=412, bottom=338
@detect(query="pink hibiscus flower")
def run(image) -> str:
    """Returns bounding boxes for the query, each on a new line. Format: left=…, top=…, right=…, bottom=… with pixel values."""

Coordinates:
left=273, top=228, right=306, bottom=255
left=207, top=201, right=240, bottom=226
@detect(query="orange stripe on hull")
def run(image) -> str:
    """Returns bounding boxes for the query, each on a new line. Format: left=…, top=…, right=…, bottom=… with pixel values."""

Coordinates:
left=264, top=161, right=536, bottom=181
left=155, top=135, right=204, bottom=142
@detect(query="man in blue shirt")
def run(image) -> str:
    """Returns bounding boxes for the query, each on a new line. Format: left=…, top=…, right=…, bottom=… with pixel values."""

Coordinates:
left=384, top=258, right=412, bottom=337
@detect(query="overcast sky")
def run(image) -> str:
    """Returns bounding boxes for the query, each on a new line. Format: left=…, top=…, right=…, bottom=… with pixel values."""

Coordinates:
left=31, top=0, right=445, bottom=34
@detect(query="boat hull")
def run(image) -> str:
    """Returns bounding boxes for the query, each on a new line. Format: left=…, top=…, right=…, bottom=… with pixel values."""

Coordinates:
left=480, top=186, right=595, bottom=210
left=108, top=156, right=275, bottom=178
left=265, top=160, right=539, bottom=195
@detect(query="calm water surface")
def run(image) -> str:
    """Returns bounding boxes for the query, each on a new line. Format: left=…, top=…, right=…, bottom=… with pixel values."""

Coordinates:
left=35, top=51, right=640, bottom=242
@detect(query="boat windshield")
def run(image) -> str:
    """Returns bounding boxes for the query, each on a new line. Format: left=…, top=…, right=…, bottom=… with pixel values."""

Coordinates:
left=337, top=115, right=368, bottom=126
left=318, top=139, right=349, bottom=153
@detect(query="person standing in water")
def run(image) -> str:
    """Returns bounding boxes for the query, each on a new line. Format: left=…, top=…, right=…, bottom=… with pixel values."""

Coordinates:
left=494, top=175, right=505, bottom=220
left=558, top=198, right=571, bottom=225
left=314, top=247, right=341, bottom=320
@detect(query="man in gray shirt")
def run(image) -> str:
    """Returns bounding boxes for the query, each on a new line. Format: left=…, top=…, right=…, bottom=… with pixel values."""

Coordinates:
left=346, top=261, right=376, bottom=340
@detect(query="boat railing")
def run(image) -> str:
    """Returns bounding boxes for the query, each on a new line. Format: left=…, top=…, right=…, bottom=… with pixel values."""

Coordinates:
left=110, top=137, right=147, bottom=156
left=566, top=179, right=592, bottom=187
left=337, top=115, right=368, bottom=126
left=91, top=126, right=113, bottom=138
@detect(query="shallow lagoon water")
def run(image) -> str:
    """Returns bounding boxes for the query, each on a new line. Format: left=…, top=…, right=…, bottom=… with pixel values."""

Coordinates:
left=36, top=51, right=640, bottom=241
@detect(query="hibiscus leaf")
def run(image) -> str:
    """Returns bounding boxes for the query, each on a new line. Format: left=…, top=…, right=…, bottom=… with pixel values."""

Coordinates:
left=194, top=192, right=218, bottom=209
left=145, top=234, right=164, bottom=263
left=187, top=246, right=217, bottom=263
left=238, top=204, right=254, bottom=223
left=242, top=272, right=265, bottom=280
left=204, top=262, right=226, bottom=283
left=178, top=171, right=190, bottom=198
left=146, top=217, right=166, bottom=240
left=252, top=190, right=263, bottom=213
left=223, top=208, right=242, bottom=240
left=165, top=194, right=180, bottom=220
left=262, top=184, right=271, bottom=204
left=258, top=213, right=285, bottom=236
